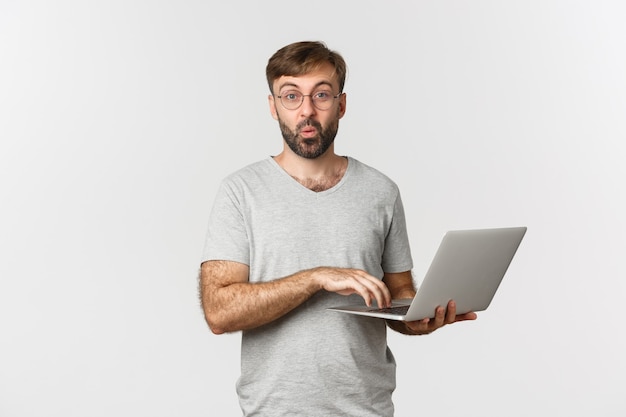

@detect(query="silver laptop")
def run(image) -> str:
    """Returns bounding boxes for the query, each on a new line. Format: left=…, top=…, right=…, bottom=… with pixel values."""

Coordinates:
left=327, top=227, right=527, bottom=321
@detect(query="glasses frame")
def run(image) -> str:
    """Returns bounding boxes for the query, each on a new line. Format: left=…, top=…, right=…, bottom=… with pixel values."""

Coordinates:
left=275, top=90, right=343, bottom=111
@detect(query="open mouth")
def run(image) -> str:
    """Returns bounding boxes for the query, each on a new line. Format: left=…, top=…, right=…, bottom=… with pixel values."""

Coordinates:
left=299, top=127, right=318, bottom=138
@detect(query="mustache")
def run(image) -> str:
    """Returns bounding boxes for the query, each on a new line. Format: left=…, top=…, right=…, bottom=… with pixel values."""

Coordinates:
left=296, top=119, right=323, bottom=131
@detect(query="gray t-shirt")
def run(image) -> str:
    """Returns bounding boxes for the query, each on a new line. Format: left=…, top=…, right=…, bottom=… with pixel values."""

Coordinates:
left=202, top=156, right=413, bottom=417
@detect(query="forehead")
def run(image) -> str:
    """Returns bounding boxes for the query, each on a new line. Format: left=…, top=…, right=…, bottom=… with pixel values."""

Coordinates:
left=273, top=63, right=339, bottom=93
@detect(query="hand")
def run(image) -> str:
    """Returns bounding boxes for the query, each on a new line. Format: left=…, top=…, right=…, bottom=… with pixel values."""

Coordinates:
left=313, top=267, right=391, bottom=308
left=404, top=300, right=477, bottom=335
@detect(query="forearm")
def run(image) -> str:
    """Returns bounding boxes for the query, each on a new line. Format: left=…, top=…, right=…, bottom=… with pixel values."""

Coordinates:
left=202, top=267, right=321, bottom=334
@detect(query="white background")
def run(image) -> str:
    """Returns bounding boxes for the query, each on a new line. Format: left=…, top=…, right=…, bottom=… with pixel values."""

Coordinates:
left=1, top=1, right=624, bottom=416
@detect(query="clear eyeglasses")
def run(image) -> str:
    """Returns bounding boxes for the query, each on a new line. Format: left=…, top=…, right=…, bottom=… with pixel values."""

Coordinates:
left=276, top=90, right=342, bottom=110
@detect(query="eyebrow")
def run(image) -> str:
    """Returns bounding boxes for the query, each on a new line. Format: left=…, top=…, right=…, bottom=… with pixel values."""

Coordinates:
left=277, top=80, right=334, bottom=92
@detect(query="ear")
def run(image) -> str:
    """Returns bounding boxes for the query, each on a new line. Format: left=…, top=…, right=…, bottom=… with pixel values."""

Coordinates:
left=337, top=92, right=347, bottom=119
left=268, top=94, right=279, bottom=120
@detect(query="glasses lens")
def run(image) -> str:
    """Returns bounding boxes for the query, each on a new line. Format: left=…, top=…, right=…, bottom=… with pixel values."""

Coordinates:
left=280, top=91, right=302, bottom=110
left=312, top=91, right=334, bottom=110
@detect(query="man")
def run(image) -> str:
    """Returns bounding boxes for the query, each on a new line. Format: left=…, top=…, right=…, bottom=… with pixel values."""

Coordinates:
left=199, top=41, right=476, bottom=416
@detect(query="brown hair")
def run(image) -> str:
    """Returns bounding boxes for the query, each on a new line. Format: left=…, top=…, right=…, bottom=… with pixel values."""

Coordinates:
left=266, top=41, right=347, bottom=95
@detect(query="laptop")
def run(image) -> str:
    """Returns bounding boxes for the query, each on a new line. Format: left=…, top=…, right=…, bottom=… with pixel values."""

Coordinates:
left=327, top=227, right=527, bottom=321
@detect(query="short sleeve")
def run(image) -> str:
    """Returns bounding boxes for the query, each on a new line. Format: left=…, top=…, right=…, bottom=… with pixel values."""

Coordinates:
left=201, top=180, right=250, bottom=265
left=381, top=191, right=413, bottom=273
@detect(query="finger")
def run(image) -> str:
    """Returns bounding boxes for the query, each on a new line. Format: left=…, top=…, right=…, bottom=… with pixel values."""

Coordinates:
left=445, top=300, right=457, bottom=324
left=353, top=271, right=391, bottom=308
left=357, top=279, right=387, bottom=308
left=455, top=312, right=478, bottom=322
left=353, top=278, right=386, bottom=307
left=431, top=306, right=446, bottom=328
left=351, top=281, right=373, bottom=306
left=370, top=281, right=391, bottom=308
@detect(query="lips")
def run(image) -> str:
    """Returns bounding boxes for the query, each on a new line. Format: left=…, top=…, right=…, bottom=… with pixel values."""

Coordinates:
left=299, top=127, right=318, bottom=137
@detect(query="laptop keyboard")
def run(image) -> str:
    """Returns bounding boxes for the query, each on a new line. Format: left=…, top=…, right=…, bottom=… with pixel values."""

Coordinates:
left=369, top=305, right=410, bottom=315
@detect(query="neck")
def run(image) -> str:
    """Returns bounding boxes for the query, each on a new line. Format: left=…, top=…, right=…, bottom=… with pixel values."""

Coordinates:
left=273, top=147, right=348, bottom=192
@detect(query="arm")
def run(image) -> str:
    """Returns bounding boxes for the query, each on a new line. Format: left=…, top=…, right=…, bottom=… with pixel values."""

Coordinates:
left=382, top=271, right=477, bottom=335
left=199, top=260, right=392, bottom=334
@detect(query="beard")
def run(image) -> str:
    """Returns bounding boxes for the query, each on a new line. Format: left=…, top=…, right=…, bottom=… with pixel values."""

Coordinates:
left=278, top=115, right=340, bottom=159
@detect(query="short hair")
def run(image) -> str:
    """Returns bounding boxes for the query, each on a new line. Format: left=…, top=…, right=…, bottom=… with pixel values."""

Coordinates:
left=266, top=41, right=347, bottom=95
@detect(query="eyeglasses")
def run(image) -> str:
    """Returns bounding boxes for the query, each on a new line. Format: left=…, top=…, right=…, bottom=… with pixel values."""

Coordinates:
left=276, top=90, right=342, bottom=110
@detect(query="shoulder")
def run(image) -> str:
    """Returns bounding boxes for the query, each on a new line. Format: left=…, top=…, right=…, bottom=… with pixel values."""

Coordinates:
left=224, top=158, right=273, bottom=180
left=219, top=158, right=277, bottom=190
left=346, top=157, right=400, bottom=194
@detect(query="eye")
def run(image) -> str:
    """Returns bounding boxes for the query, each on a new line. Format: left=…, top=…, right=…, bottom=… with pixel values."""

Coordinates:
left=282, top=91, right=301, bottom=101
left=314, top=91, right=332, bottom=100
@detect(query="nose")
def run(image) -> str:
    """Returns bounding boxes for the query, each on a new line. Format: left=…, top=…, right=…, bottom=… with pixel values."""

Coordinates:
left=299, top=95, right=317, bottom=117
